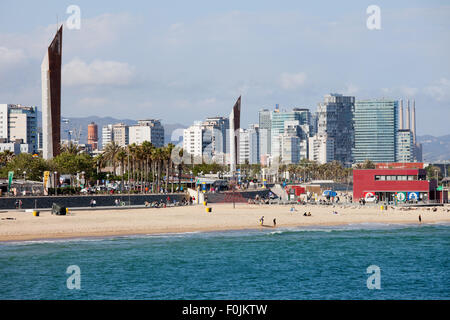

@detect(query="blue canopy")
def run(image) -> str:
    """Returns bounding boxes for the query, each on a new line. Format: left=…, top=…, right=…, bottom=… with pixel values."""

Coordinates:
left=323, top=190, right=337, bottom=197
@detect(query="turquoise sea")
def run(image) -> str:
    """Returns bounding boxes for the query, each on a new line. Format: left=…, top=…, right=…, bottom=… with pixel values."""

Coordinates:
left=0, top=223, right=449, bottom=300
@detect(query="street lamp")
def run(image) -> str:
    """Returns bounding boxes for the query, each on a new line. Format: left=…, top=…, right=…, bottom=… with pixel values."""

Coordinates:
left=54, top=171, right=58, bottom=195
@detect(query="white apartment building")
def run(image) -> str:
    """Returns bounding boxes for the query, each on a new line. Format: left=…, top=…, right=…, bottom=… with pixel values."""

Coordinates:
left=239, top=125, right=260, bottom=165
left=101, top=123, right=129, bottom=149
left=0, top=104, right=38, bottom=154
left=129, top=119, right=164, bottom=147
left=308, top=135, right=335, bottom=164
left=183, top=123, right=203, bottom=158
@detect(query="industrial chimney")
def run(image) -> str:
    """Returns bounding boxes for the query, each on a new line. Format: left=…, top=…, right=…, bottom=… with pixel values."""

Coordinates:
left=411, top=100, right=416, bottom=144
left=399, top=99, right=403, bottom=130
left=405, top=99, right=411, bottom=130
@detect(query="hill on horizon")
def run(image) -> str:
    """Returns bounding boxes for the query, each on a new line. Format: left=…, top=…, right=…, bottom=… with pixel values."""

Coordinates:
left=37, top=112, right=187, bottom=149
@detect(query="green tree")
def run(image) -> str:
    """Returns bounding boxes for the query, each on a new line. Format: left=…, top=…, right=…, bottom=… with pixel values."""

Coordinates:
left=52, top=152, right=95, bottom=179
left=1, top=153, right=50, bottom=181
left=103, top=142, right=121, bottom=176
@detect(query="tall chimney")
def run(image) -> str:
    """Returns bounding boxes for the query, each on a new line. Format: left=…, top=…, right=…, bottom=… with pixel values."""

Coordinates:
left=406, top=99, right=411, bottom=130
left=412, top=100, right=416, bottom=144
left=399, top=99, right=403, bottom=130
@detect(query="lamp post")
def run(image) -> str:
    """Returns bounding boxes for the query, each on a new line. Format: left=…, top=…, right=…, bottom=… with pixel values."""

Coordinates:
left=54, top=171, right=58, bottom=195
left=435, top=169, right=438, bottom=204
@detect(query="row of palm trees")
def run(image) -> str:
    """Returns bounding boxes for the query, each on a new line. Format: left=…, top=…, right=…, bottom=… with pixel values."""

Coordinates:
left=279, top=160, right=353, bottom=183
left=98, top=141, right=178, bottom=193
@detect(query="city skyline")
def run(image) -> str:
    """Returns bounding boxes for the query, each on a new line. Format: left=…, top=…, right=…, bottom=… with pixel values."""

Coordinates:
left=0, top=1, right=449, bottom=136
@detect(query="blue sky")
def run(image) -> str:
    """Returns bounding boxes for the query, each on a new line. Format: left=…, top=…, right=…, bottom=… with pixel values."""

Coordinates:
left=0, top=0, right=449, bottom=136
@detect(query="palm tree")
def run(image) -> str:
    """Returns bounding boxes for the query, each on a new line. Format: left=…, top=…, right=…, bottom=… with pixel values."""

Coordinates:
left=116, top=148, right=127, bottom=191
left=93, top=153, right=105, bottom=178
left=152, top=148, right=164, bottom=193
left=140, top=141, right=154, bottom=193
left=127, top=143, right=138, bottom=191
left=60, top=142, right=81, bottom=155
left=165, top=143, right=175, bottom=193
left=103, top=142, right=121, bottom=176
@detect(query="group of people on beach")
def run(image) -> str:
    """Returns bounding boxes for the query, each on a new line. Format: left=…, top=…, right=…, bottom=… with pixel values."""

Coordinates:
left=259, top=216, right=277, bottom=227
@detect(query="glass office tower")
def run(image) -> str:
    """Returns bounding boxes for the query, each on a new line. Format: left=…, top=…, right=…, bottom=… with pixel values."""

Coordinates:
left=353, top=99, right=398, bottom=163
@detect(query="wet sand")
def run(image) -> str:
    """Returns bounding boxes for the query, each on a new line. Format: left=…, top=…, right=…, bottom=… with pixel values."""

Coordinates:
left=0, top=203, right=449, bottom=241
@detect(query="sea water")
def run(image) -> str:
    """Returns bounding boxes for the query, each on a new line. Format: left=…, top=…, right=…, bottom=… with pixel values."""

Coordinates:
left=0, top=223, right=449, bottom=299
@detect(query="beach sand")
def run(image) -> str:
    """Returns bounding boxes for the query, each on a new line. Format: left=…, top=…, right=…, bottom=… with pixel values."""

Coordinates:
left=0, top=203, right=449, bottom=241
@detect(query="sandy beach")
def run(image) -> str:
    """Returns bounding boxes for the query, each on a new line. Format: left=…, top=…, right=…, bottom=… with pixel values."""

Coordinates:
left=0, top=203, right=449, bottom=242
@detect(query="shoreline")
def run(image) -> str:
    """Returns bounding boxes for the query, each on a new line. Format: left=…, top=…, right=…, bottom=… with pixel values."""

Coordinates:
left=1, top=203, right=449, bottom=242
left=2, top=221, right=450, bottom=244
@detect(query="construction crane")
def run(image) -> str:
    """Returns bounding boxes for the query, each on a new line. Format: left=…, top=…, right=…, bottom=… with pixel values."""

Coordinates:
left=72, top=125, right=82, bottom=144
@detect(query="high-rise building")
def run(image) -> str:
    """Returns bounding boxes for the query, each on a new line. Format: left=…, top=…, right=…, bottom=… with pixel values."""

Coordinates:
left=102, top=124, right=113, bottom=148
left=238, top=125, right=259, bottom=165
left=396, top=129, right=413, bottom=163
left=317, top=93, right=355, bottom=166
left=129, top=119, right=164, bottom=147
left=87, top=122, right=98, bottom=150
left=112, top=123, right=129, bottom=147
left=0, top=104, right=38, bottom=154
left=183, top=117, right=230, bottom=164
left=183, top=122, right=203, bottom=159
left=353, top=99, right=398, bottom=163
left=41, top=25, right=62, bottom=160
left=101, top=123, right=129, bottom=149
left=258, top=109, right=272, bottom=158
left=202, top=116, right=229, bottom=157
left=308, top=135, right=335, bottom=164
left=229, top=96, right=241, bottom=173
left=281, top=134, right=301, bottom=164
left=271, top=108, right=310, bottom=159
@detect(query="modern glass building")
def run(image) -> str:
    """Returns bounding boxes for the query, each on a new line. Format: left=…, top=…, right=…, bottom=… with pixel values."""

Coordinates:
left=353, top=99, right=398, bottom=163
left=317, top=93, right=355, bottom=166
left=258, top=109, right=272, bottom=157
left=271, top=108, right=310, bottom=158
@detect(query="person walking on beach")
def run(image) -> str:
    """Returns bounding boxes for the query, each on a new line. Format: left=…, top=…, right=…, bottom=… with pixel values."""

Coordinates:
left=273, top=218, right=276, bottom=227
left=259, top=216, right=264, bottom=226
left=419, top=214, right=422, bottom=224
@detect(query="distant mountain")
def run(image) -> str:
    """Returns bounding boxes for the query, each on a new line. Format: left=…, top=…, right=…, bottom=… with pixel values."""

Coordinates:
left=37, top=112, right=187, bottom=149
left=417, top=135, right=450, bottom=163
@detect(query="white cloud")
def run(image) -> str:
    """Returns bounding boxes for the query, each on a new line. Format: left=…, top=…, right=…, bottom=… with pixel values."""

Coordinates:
left=399, top=86, right=418, bottom=97
left=424, top=78, right=450, bottom=101
left=343, top=83, right=359, bottom=95
left=279, top=72, right=307, bottom=90
left=78, top=97, right=109, bottom=108
left=62, top=58, right=135, bottom=86
left=380, top=85, right=418, bottom=98
left=0, top=46, right=26, bottom=70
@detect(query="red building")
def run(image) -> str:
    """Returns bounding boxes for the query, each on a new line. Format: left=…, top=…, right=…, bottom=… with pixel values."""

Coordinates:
left=353, top=167, right=438, bottom=203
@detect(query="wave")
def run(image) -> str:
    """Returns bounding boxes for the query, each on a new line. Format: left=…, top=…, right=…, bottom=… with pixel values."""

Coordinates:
left=2, top=222, right=449, bottom=246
